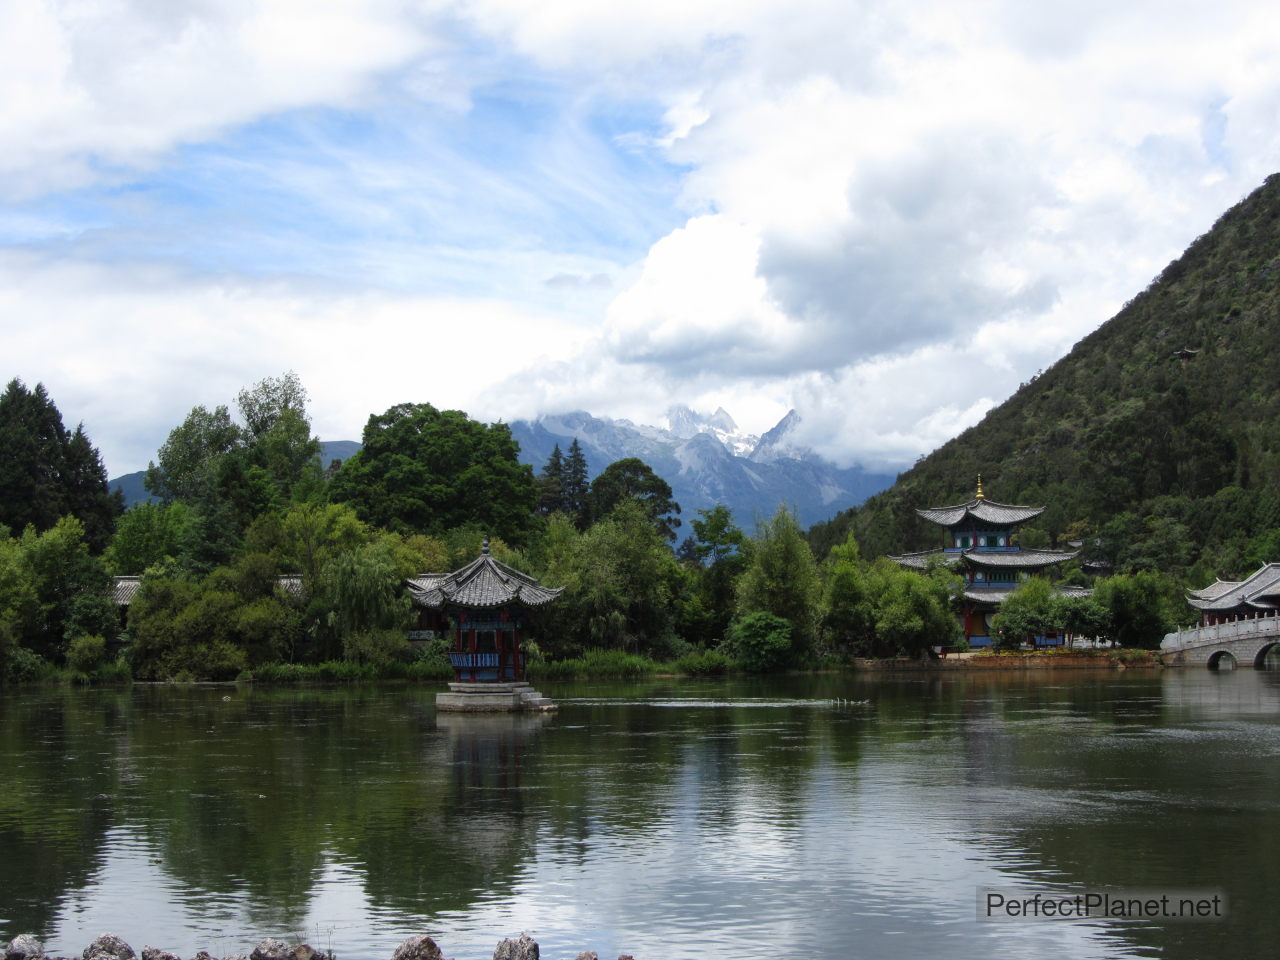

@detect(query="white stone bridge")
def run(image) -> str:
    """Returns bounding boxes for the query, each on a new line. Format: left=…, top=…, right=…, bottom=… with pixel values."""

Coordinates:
left=1161, top=616, right=1280, bottom=669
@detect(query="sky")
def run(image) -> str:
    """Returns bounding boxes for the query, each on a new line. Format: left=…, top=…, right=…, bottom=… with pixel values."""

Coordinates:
left=3, top=0, right=1280, bottom=478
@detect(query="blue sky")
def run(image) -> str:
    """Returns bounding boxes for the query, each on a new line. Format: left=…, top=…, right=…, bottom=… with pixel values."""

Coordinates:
left=3, top=0, right=1280, bottom=476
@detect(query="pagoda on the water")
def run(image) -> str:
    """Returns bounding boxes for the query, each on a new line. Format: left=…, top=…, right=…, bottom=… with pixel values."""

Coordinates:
left=408, top=540, right=562, bottom=711
left=888, top=477, right=1087, bottom=647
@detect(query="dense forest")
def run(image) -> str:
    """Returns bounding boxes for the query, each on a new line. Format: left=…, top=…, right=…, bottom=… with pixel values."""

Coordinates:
left=811, top=172, right=1280, bottom=591
left=1, top=363, right=1180, bottom=684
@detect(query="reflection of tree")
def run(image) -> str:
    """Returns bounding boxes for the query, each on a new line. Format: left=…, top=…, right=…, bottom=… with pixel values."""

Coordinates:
left=0, top=690, right=123, bottom=939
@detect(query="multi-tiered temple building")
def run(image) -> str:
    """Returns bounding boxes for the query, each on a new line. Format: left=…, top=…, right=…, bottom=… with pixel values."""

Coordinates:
left=1186, top=564, right=1280, bottom=626
left=889, top=478, right=1088, bottom=647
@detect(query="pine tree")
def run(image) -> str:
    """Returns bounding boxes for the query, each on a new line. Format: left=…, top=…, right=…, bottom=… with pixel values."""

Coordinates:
left=562, top=438, right=590, bottom=528
left=537, top=444, right=566, bottom=515
left=0, top=379, right=120, bottom=551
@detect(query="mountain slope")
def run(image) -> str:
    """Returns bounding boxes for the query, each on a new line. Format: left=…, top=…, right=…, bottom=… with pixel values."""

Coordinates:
left=811, top=172, right=1280, bottom=582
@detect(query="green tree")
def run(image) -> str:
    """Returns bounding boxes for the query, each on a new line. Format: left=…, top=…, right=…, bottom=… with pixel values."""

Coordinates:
left=687, top=504, right=749, bottom=643
left=536, top=502, right=683, bottom=656
left=314, top=541, right=413, bottom=663
left=105, top=501, right=195, bottom=575
left=537, top=445, right=566, bottom=516
left=1094, top=571, right=1180, bottom=649
left=0, top=532, right=39, bottom=672
left=588, top=457, right=681, bottom=540
left=330, top=403, right=537, bottom=543
left=736, top=505, right=821, bottom=654
left=0, top=379, right=121, bottom=551
left=145, top=404, right=243, bottom=503
left=1053, top=593, right=1111, bottom=647
left=724, top=611, right=792, bottom=672
left=14, top=516, right=117, bottom=662
left=865, top=560, right=958, bottom=657
left=821, top=533, right=874, bottom=652
left=236, top=371, right=322, bottom=500
left=990, top=577, right=1058, bottom=650
left=562, top=438, right=591, bottom=528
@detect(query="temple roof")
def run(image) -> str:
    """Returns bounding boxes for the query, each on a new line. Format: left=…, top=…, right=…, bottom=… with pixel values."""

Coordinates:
left=889, top=547, right=1077, bottom=570
left=917, top=498, right=1045, bottom=527
left=408, top=544, right=563, bottom=610
left=962, top=584, right=1093, bottom=604
left=1187, top=563, right=1280, bottom=612
left=112, top=575, right=141, bottom=606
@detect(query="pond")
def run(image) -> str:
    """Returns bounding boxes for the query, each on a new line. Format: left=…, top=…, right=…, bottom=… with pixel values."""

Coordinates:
left=2, top=669, right=1277, bottom=960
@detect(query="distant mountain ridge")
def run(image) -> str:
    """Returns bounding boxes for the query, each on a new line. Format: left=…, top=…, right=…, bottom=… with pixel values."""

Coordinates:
left=111, top=414, right=892, bottom=527
left=507, top=405, right=894, bottom=530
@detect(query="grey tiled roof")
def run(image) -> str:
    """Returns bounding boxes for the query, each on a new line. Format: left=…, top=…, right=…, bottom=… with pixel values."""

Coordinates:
left=889, top=547, right=1077, bottom=570
left=1188, top=563, right=1280, bottom=611
left=966, top=548, right=1079, bottom=568
left=887, top=548, right=961, bottom=570
left=408, top=553, right=562, bottom=610
left=112, top=576, right=142, bottom=606
left=962, top=584, right=1093, bottom=604
left=917, top=498, right=1045, bottom=527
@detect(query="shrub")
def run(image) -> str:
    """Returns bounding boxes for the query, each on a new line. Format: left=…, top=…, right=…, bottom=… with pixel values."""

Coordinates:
left=675, top=649, right=736, bottom=676
left=66, top=634, right=107, bottom=674
left=724, top=612, right=793, bottom=672
left=3, top=647, right=53, bottom=684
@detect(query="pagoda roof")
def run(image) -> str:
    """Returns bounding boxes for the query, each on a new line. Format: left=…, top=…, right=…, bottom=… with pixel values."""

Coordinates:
left=408, top=545, right=563, bottom=610
left=962, top=584, right=1093, bottom=605
left=1187, top=563, right=1280, bottom=612
left=917, top=498, right=1044, bottom=527
left=889, top=547, right=1077, bottom=570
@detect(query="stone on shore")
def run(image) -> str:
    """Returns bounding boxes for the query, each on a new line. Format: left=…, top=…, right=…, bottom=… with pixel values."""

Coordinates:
left=83, top=935, right=136, bottom=960
left=5, top=935, right=45, bottom=960
left=141, top=947, right=181, bottom=960
left=492, top=935, right=538, bottom=960
left=389, top=936, right=443, bottom=960
left=572, top=953, right=598, bottom=960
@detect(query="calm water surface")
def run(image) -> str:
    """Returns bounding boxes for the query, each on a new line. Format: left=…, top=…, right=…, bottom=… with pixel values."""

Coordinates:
left=2, top=670, right=1278, bottom=960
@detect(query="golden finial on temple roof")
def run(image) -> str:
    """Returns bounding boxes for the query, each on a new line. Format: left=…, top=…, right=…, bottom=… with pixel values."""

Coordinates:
left=975, top=474, right=985, bottom=501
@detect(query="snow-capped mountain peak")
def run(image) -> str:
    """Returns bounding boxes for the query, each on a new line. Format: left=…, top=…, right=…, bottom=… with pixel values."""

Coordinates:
left=663, top=404, right=759, bottom=457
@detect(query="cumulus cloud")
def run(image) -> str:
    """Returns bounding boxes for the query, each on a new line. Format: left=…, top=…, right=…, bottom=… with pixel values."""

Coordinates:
left=477, top=0, right=1280, bottom=465
left=6, top=0, right=1280, bottom=477
left=0, top=0, right=431, bottom=198
left=0, top=250, right=589, bottom=474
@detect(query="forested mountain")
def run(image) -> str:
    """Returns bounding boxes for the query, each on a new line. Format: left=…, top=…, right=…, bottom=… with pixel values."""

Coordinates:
left=811, top=172, right=1280, bottom=587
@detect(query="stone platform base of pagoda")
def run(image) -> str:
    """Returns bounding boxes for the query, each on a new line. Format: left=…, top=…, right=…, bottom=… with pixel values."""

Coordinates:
left=435, top=681, right=557, bottom=713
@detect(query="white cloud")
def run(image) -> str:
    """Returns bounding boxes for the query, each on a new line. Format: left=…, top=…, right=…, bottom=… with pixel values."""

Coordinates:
left=473, top=0, right=1280, bottom=467
left=0, top=0, right=432, bottom=198
left=5, top=0, right=1280, bottom=478
left=0, top=251, right=589, bottom=475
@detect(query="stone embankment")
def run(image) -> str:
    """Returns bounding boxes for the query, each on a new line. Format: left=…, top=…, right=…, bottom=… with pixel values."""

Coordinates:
left=853, top=652, right=1160, bottom=670
left=4, top=933, right=627, bottom=960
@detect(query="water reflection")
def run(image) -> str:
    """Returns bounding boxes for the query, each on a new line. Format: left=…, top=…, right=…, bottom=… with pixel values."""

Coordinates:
left=0, top=671, right=1277, bottom=960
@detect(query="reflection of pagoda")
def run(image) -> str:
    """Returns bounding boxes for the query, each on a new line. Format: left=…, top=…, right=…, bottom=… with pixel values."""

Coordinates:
left=888, top=477, right=1087, bottom=647
left=410, top=541, right=562, bottom=712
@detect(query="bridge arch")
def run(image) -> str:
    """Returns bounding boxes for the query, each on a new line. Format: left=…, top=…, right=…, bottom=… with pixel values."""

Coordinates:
left=1208, top=650, right=1239, bottom=671
left=1254, top=641, right=1280, bottom=670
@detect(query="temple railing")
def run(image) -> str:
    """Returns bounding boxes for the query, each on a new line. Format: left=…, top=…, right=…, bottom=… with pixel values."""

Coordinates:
left=449, top=652, right=501, bottom=668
